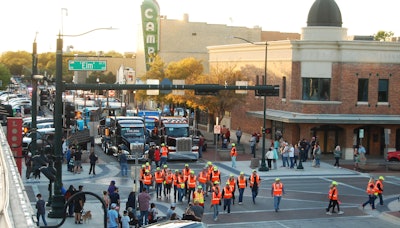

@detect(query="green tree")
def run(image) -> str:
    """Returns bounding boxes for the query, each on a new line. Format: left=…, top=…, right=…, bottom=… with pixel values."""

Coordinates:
left=0, top=63, right=11, bottom=90
left=0, top=51, right=31, bottom=76
left=374, top=30, right=394, bottom=41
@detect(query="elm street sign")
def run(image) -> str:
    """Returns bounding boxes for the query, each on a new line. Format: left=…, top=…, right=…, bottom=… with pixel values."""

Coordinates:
left=68, top=60, right=107, bottom=71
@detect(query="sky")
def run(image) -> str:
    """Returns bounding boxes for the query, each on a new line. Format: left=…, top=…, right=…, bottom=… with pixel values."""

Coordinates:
left=1, top=0, right=399, bottom=54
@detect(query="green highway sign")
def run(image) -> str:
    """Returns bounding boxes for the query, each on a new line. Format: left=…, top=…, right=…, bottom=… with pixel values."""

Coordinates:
left=68, top=60, right=107, bottom=71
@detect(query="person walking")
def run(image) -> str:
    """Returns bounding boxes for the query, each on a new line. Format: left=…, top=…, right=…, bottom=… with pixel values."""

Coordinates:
left=237, top=172, right=247, bottom=205
left=109, top=187, right=121, bottom=210
left=25, top=152, right=33, bottom=179
left=211, top=182, right=222, bottom=221
left=119, top=147, right=128, bottom=177
left=333, top=145, right=342, bottom=168
left=249, top=170, right=261, bottom=204
left=154, top=167, right=164, bottom=199
left=250, top=134, right=257, bottom=157
left=362, top=177, right=377, bottom=210
left=160, top=143, right=169, bottom=167
left=326, top=181, right=344, bottom=215
left=271, top=178, right=285, bottom=212
left=36, top=193, right=47, bottom=226
left=107, top=203, right=119, bottom=228
left=73, top=147, right=82, bottom=174
left=288, top=143, right=295, bottom=169
left=88, top=148, right=98, bottom=175
left=313, top=143, right=321, bottom=168
left=187, top=170, right=197, bottom=204
left=222, top=181, right=233, bottom=213
left=193, top=186, right=205, bottom=208
left=375, top=176, right=385, bottom=206
left=65, top=185, right=76, bottom=217
left=236, top=127, right=242, bottom=144
left=230, top=143, right=237, bottom=168
left=138, top=188, right=151, bottom=226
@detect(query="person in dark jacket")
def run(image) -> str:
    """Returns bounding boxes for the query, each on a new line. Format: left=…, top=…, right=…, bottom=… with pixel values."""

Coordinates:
left=89, top=148, right=98, bottom=175
left=36, top=193, right=47, bottom=226
left=126, top=191, right=136, bottom=211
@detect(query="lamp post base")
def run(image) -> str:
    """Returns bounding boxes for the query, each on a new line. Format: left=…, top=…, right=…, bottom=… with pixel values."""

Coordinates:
left=297, top=160, right=304, bottom=170
left=48, top=195, right=65, bottom=218
left=259, top=162, right=269, bottom=172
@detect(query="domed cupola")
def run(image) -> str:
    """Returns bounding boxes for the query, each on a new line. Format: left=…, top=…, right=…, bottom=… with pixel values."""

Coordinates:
left=307, top=0, right=342, bottom=27
left=302, top=0, right=347, bottom=41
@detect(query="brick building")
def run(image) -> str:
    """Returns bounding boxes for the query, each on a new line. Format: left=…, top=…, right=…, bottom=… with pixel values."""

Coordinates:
left=208, top=0, right=400, bottom=160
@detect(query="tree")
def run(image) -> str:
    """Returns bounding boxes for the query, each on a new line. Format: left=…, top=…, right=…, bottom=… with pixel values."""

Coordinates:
left=0, top=63, right=11, bottom=90
left=0, top=51, right=31, bottom=76
left=374, top=30, right=394, bottom=41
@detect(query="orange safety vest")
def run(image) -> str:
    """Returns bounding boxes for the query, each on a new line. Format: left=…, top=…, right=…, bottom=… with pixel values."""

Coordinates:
left=237, top=176, right=247, bottom=189
left=198, top=172, right=208, bottom=184
left=366, top=182, right=375, bottom=194
left=211, top=171, right=221, bottom=183
left=140, top=168, right=146, bottom=180
left=207, top=165, right=214, bottom=176
left=249, top=174, right=260, bottom=188
left=183, top=168, right=191, bottom=181
left=178, top=175, right=185, bottom=187
left=193, top=191, right=204, bottom=204
left=143, top=174, right=153, bottom=185
left=272, top=182, right=283, bottom=196
left=230, top=147, right=237, bottom=157
left=328, top=187, right=338, bottom=200
left=165, top=173, right=173, bottom=184
left=375, top=180, right=383, bottom=193
left=173, top=174, right=179, bottom=186
left=187, top=175, right=197, bottom=188
left=228, top=178, right=236, bottom=191
left=161, top=146, right=168, bottom=157
left=223, top=186, right=233, bottom=199
left=211, top=191, right=221, bottom=205
left=155, top=171, right=164, bottom=184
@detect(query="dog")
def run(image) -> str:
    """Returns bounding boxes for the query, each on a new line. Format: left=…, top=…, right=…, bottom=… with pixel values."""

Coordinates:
left=81, top=210, right=92, bottom=223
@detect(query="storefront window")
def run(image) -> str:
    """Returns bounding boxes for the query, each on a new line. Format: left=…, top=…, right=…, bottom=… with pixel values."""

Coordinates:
left=302, top=78, right=331, bottom=101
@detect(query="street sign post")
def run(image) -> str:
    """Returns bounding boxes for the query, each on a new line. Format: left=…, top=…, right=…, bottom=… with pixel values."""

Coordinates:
left=68, top=60, right=107, bottom=71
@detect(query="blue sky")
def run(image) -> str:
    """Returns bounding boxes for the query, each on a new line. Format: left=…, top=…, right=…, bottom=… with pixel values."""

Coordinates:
left=1, top=0, right=399, bottom=54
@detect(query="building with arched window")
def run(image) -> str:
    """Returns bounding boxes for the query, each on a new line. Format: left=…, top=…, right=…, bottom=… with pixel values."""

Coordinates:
left=208, top=0, right=400, bottom=159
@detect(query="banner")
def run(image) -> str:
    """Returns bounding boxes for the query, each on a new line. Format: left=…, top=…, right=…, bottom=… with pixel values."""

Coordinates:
left=141, top=0, right=160, bottom=71
left=7, top=117, right=23, bottom=175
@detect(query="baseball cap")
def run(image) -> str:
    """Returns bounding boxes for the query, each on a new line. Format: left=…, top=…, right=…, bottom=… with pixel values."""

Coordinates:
left=171, top=203, right=176, bottom=207
left=111, top=203, right=117, bottom=209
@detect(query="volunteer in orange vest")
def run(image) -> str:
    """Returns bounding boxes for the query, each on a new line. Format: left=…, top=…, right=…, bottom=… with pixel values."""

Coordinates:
left=187, top=170, right=197, bottom=204
left=237, top=171, right=247, bottom=205
left=162, top=164, right=169, bottom=197
left=211, top=181, right=222, bottom=222
left=193, top=185, right=205, bottom=207
left=206, top=162, right=214, bottom=195
left=249, top=169, right=261, bottom=204
left=230, top=143, right=237, bottom=168
left=375, top=176, right=385, bottom=206
left=197, top=167, right=208, bottom=196
left=326, top=181, right=344, bottom=215
left=172, top=169, right=180, bottom=203
left=139, top=164, right=147, bottom=192
left=143, top=170, right=153, bottom=191
left=228, top=174, right=236, bottom=205
left=271, top=178, right=285, bottom=212
left=160, top=143, right=168, bottom=167
left=177, top=172, right=186, bottom=203
left=362, top=177, right=377, bottom=209
left=154, top=167, right=165, bottom=199
left=182, top=164, right=192, bottom=198
left=210, top=166, right=221, bottom=187
left=222, top=182, right=233, bottom=214
left=164, top=168, right=173, bottom=199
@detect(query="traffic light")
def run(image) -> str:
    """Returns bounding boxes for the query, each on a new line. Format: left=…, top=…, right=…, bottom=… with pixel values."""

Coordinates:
left=64, top=102, right=76, bottom=127
left=194, top=84, right=219, bottom=96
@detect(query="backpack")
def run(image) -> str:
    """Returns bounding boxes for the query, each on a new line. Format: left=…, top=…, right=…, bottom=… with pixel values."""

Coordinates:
left=65, top=191, right=72, bottom=200
left=148, top=211, right=153, bottom=221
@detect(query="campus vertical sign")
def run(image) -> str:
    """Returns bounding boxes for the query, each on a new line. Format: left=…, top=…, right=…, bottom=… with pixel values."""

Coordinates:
left=141, top=0, right=160, bottom=71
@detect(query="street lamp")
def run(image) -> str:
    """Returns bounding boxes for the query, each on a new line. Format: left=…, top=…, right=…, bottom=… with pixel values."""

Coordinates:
left=49, top=27, right=116, bottom=218
left=233, top=36, right=269, bottom=171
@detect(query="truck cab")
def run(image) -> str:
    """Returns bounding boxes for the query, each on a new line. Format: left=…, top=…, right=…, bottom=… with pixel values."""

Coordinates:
left=115, top=118, right=148, bottom=161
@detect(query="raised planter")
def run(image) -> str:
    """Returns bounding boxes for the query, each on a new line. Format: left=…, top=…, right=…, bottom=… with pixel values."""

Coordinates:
left=358, top=162, right=380, bottom=172
left=217, top=149, right=231, bottom=161
left=387, top=162, right=400, bottom=171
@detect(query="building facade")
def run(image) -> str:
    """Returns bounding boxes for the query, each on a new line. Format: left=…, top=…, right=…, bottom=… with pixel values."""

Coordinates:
left=208, top=0, right=400, bottom=160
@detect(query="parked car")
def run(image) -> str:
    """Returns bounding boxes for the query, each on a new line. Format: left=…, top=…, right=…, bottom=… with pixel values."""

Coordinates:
left=387, top=150, right=400, bottom=162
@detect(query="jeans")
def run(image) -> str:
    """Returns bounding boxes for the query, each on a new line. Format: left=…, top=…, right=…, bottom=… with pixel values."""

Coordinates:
left=160, top=157, right=167, bottom=167
left=139, top=210, right=149, bottom=226
left=378, top=193, right=384, bottom=205
left=252, top=188, right=258, bottom=203
left=120, top=163, right=128, bottom=176
left=282, top=156, right=289, bottom=167
left=362, top=194, right=376, bottom=209
left=289, top=157, right=294, bottom=168
left=187, top=188, right=195, bottom=203
left=274, top=196, right=281, bottom=211
left=37, top=212, right=47, bottom=226
left=237, top=136, right=241, bottom=144
left=213, top=204, right=219, bottom=219
left=89, top=163, right=96, bottom=174
left=251, top=145, right=256, bottom=155
left=156, top=183, right=163, bottom=197
left=238, top=188, right=244, bottom=203
left=315, top=158, right=320, bottom=167
left=231, top=156, right=237, bottom=168
left=178, top=188, right=185, bottom=202
left=223, top=198, right=231, bottom=213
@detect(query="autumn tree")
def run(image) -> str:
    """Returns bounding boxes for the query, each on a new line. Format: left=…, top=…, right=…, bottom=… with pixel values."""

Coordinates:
left=0, top=63, right=11, bottom=90
left=374, top=30, right=394, bottom=41
left=0, top=51, right=31, bottom=76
